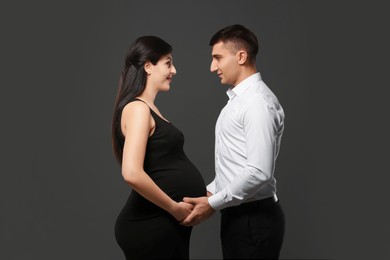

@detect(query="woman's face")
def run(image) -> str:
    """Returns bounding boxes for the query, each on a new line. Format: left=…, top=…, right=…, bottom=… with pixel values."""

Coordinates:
left=146, top=54, right=177, bottom=91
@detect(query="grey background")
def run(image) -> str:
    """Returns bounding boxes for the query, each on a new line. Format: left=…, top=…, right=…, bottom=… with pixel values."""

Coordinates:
left=1, top=1, right=389, bottom=259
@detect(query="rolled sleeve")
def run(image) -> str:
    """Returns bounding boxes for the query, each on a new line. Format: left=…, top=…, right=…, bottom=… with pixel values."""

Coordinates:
left=206, top=180, right=216, bottom=195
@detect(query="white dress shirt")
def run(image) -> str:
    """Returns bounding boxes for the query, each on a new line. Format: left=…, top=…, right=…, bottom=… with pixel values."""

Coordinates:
left=207, top=72, right=285, bottom=210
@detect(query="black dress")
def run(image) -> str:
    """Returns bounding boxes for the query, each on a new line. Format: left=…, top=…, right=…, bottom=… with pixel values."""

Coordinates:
left=115, top=99, right=206, bottom=260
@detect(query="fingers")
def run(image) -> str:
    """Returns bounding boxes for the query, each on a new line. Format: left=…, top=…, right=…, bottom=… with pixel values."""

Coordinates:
left=180, top=197, right=211, bottom=226
left=181, top=212, right=195, bottom=226
left=179, top=201, right=194, bottom=210
left=173, top=202, right=195, bottom=222
left=180, top=207, right=204, bottom=226
left=183, top=197, right=198, bottom=204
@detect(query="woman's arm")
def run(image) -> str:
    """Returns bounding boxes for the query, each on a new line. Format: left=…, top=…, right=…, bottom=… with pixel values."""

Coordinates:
left=120, top=101, right=193, bottom=221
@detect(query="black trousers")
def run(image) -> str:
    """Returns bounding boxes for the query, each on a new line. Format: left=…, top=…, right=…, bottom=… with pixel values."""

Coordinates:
left=220, top=198, right=285, bottom=259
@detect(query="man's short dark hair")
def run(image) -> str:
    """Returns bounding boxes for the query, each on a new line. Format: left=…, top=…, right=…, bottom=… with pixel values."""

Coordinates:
left=209, top=24, right=259, bottom=63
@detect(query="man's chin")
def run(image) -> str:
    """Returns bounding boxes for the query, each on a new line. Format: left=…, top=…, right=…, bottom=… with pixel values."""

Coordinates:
left=220, top=80, right=230, bottom=85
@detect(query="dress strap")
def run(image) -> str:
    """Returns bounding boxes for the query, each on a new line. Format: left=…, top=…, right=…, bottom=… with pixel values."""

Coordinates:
left=130, top=98, right=170, bottom=124
left=131, top=97, right=148, bottom=106
left=129, top=98, right=152, bottom=111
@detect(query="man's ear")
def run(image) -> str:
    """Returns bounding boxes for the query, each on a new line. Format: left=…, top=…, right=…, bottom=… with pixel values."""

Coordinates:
left=144, top=61, right=152, bottom=75
left=237, top=50, right=248, bottom=65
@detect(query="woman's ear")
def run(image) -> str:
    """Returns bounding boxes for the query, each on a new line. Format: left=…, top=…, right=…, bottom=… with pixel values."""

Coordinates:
left=144, top=61, right=152, bottom=75
left=237, top=50, right=248, bottom=65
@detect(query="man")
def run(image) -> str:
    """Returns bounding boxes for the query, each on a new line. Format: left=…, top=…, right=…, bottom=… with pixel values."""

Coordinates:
left=182, top=24, right=285, bottom=259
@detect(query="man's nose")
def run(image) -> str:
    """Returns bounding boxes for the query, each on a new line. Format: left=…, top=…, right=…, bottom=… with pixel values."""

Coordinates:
left=210, top=60, right=217, bottom=72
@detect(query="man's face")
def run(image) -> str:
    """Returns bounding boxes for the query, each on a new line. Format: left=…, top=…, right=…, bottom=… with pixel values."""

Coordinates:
left=210, top=41, right=240, bottom=86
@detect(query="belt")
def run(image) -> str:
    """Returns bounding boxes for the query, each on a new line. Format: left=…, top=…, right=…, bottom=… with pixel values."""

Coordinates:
left=220, top=195, right=278, bottom=215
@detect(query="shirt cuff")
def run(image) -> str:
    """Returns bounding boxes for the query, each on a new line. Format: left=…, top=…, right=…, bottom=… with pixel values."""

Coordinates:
left=208, top=192, right=226, bottom=211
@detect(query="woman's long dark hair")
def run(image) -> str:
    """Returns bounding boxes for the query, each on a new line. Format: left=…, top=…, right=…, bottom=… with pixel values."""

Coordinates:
left=112, top=36, right=172, bottom=164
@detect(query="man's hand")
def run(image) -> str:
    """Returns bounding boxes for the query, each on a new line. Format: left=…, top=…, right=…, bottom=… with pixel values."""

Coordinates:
left=180, top=196, right=215, bottom=226
left=169, top=201, right=195, bottom=222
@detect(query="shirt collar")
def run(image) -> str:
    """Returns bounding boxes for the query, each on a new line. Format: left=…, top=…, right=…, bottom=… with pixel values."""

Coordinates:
left=226, top=72, right=262, bottom=100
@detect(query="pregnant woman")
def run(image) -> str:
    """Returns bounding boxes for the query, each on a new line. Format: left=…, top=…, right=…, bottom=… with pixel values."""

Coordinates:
left=112, top=36, right=206, bottom=259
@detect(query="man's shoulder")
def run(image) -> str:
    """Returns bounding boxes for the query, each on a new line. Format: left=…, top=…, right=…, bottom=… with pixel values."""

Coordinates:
left=240, top=81, right=279, bottom=105
left=238, top=81, right=284, bottom=117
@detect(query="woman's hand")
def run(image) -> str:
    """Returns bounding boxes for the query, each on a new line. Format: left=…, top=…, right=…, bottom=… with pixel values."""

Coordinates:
left=169, top=201, right=194, bottom=222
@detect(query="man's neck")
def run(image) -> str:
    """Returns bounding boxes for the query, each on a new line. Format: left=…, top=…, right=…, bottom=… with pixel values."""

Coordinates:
left=232, top=66, right=257, bottom=87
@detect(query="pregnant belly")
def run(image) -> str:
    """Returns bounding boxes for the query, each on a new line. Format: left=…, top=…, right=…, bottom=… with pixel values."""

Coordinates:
left=150, top=160, right=206, bottom=202
left=120, top=160, right=206, bottom=220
